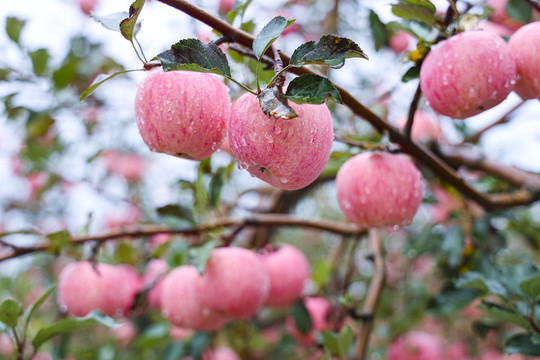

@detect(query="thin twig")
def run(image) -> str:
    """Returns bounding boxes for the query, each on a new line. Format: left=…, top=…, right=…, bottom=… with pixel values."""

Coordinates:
left=404, top=83, right=422, bottom=139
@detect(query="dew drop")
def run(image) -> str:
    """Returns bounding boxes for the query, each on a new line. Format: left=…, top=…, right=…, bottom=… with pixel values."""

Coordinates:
left=442, top=74, right=449, bottom=86
left=280, top=178, right=289, bottom=184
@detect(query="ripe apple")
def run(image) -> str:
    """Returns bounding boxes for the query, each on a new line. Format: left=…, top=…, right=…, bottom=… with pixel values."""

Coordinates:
left=387, top=331, right=444, bottom=360
left=285, top=297, right=331, bottom=344
left=0, top=334, right=12, bottom=358
left=218, top=0, right=235, bottom=15
left=228, top=92, right=334, bottom=190
left=262, top=244, right=310, bottom=307
left=160, top=265, right=229, bottom=331
left=142, top=259, right=168, bottom=308
left=77, top=0, right=97, bottom=15
left=134, top=70, right=230, bottom=160
left=395, top=110, right=443, bottom=143
left=335, top=152, right=423, bottom=228
left=194, top=247, right=270, bottom=319
left=508, top=21, right=540, bottom=100
left=420, top=30, right=516, bottom=119
left=111, top=320, right=137, bottom=348
left=389, top=31, right=414, bottom=54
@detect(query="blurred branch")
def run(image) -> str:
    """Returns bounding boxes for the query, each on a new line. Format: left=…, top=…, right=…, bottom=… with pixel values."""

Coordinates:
left=0, top=214, right=364, bottom=262
left=353, top=228, right=385, bottom=360
left=155, top=0, right=540, bottom=210
left=404, top=83, right=422, bottom=139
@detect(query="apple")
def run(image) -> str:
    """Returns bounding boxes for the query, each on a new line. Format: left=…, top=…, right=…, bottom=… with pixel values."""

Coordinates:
left=395, top=110, right=443, bottom=143
left=218, top=0, right=235, bottom=15
left=476, top=20, right=513, bottom=38
left=194, top=247, right=270, bottom=319
left=228, top=92, right=334, bottom=190
left=160, top=265, right=229, bottom=331
left=508, top=21, right=540, bottom=100
left=134, top=70, right=230, bottom=160
left=142, top=259, right=168, bottom=308
left=285, top=297, right=331, bottom=344
left=487, top=0, right=527, bottom=31
left=202, top=347, right=241, bottom=360
left=262, top=244, right=310, bottom=307
left=111, top=320, right=137, bottom=348
left=387, top=331, right=444, bottom=360
left=335, top=152, right=423, bottom=228
left=389, top=31, right=414, bottom=54
left=101, top=150, right=145, bottom=182
left=420, top=30, right=517, bottom=119
left=77, top=0, right=97, bottom=15
left=0, top=334, right=12, bottom=358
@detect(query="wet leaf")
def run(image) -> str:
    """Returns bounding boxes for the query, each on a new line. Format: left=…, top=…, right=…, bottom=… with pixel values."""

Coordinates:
left=290, top=35, right=368, bottom=69
left=157, top=38, right=231, bottom=77
left=286, top=74, right=341, bottom=104
left=402, top=65, right=420, bottom=82
left=120, top=0, right=145, bottom=41
left=252, top=16, right=295, bottom=59
left=92, top=12, right=128, bottom=32
left=258, top=87, right=297, bottom=119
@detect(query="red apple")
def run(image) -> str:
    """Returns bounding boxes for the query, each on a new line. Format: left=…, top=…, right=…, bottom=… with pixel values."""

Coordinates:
left=508, top=21, right=540, bottom=100
left=142, top=259, right=168, bottom=308
left=77, top=0, right=97, bottom=15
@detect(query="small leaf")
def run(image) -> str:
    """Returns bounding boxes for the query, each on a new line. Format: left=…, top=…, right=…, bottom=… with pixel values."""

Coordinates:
left=291, top=300, right=312, bottom=335
left=80, top=69, right=139, bottom=102
left=29, top=49, right=50, bottom=76
left=369, top=10, right=389, bottom=51
left=120, top=0, right=145, bottom=41
left=505, top=0, right=532, bottom=23
left=0, top=299, right=24, bottom=328
left=290, top=35, right=368, bottom=69
left=92, top=12, right=128, bottom=32
left=426, top=286, right=478, bottom=316
left=520, top=275, right=540, bottom=299
left=6, top=17, right=26, bottom=44
left=321, top=331, right=340, bottom=356
left=402, top=65, right=420, bottom=82
left=33, top=311, right=120, bottom=350
left=24, top=283, right=57, bottom=327
left=457, top=272, right=508, bottom=298
left=399, top=0, right=437, bottom=14
left=505, top=333, right=540, bottom=356
left=258, top=87, right=297, bottom=119
left=252, top=16, right=295, bottom=59
left=47, top=230, right=71, bottom=253
left=209, top=167, right=226, bottom=208
left=286, top=74, right=342, bottom=105
left=337, top=326, right=354, bottom=358
left=531, top=334, right=540, bottom=345
left=392, top=3, right=438, bottom=26
left=189, top=240, right=220, bottom=274
left=156, top=39, right=231, bottom=77
left=157, top=204, right=195, bottom=225
left=479, top=301, right=531, bottom=330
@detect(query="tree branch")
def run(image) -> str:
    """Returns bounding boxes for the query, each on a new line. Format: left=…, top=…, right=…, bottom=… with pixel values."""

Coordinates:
left=404, top=83, right=422, bottom=139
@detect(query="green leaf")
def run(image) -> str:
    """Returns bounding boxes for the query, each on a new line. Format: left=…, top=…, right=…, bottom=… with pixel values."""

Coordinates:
left=29, top=49, right=50, bottom=76
left=209, top=167, right=226, bottom=208
left=426, top=286, right=478, bottom=316
left=369, top=10, right=389, bottom=51
left=0, top=299, right=24, bottom=328
left=290, top=35, right=368, bottom=69
left=156, top=204, right=195, bottom=225
left=286, top=74, right=342, bottom=105
left=26, top=113, right=54, bottom=138
left=189, top=240, right=220, bottom=274
left=441, top=226, right=464, bottom=268
left=457, top=272, right=508, bottom=298
left=47, top=230, right=71, bottom=253
left=120, top=0, right=145, bottom=41
left=399, top=0, right=437, bottom=14
left=337, top=326, right=354, bottom=358
left=252, top=16, right=295, bottom=59
left=156, top=39, right=231, bottom=77
left=258, top=87, right=297, bottom=119
left=6, top=17, right=26, bottom=44
left=33, top=311, right=119, bottom=350
left=402, top=65, right=420, bottom=82
left=531, top=334, right=540, bottom=345
left=92, top=12, right=128, bottom=32
left=520, top=275, right=540, bottom=299
left=79, top=69, right=139, bottom=102
left=505, top=333, right=540, bottom=356
left=505, top=0, right=532, bottom=23
left=23, top=283, right=57, bottom=331
left=291, top=300, right=312, bottom=335
left=479, top=301, right=531, bottom=330
left=391, top=3, right=438, bottom=26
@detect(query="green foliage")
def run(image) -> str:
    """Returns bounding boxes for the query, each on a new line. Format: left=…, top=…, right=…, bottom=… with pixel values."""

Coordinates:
left=286, top=74, right=342, bottom=105
left=0, top=299, right=24, bottom=328
left=505, top=0, right=532, bottom=23
left=290, top=35, right=368, bottom=69
left=290, top=301, right=312, bottom=335
left=252, top=16, right=295, bottom=60
left=321, top=326, right=354, bottom=359
left=120, top=0, right=145, bottom=42
left=5, top=17, right=26, bottom=44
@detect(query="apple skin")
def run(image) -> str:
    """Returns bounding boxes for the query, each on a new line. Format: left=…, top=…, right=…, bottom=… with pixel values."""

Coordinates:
left=396, top=110, right=442, bottom=143
left=335, top=152, right=423, bottom=228
left=262, top=244, right=310, bottom=307
left=285, top=297, right=331, bottom=344
left=228, top=92, right=334, bottom=190
left=142, top=259, right=168, bottom=308
left=160, top=265, right=228, bottom=331
left=135, top=70, right=230, bottom=160
left=218, top=0, right=235, bottom=15
left=387, top=331, right=444, bottom=360
left=194, top=247, right=270, bottom=319
left=508, top=21, right=540, bottom=100
left=420, top=31, right=516, bottom=119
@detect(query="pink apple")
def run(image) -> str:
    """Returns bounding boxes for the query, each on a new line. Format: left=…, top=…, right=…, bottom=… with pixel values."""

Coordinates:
left=228, top=92, right=334, bottom=190
left=142, top=259, right=169, bottom=308
left=262, top=244, right=310, bottom=307
left=111, top=320, right=137, bottom=348
left=135, top=70, right=230, bottom=160
left=396, top=110, right=443, bottom=143
left=160, top=265, right=229, bottom=331
left=113, top=264, right=143, bottom=315
left=285, top=297, right=331, bottom=344
left=476, top=20, right=513, bottom=37
left=0, top=334, right=13, bottom=357
left=169, top=326, right=193, bottom=340
left=77, top=0, right=97, bottom=15
left=218, top=0, right=235, bottom=15
left=389, top=31, right=414, bottom=54
left=508, top=21, right=540, bottom=100
left=101, top=150, right=145, bottom=182
left=420, top=30, right=517, bottom=119
left=335, top=152, right=423, bottom=228
left=387, top=331, right=444, bottom=360
left=194, top=247, right=270, bottom=319
left=202, top=347, right=241, bottom=360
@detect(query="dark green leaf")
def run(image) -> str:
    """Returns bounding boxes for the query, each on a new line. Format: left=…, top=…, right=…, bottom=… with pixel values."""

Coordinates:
left=291, top=301, right=312, bottom=335
left=47, top=230, right=71, bottom=253
left=369, top=10, right=389, bottom=51
left=520, top=275, right=540, bottom=299
left=505, top=333, right=540, bottom=356
left=457, top=272, right=508, bottom=298
left=156, top=204, right=195, bottom=225
left=164, top=342, right=187, bottom=360
left=321, top=331, right=340, bottom=356
left=6, top=17, right=25, bottom=44
left=472, top=321, right=498, bottom=338
left=189, top=240, right=220, bottom=274
left=252, top=16, right=295, bottom=59
left=258, top=87, right=297, bottom=119
left=399, top=0, right=437, bottom=13
left=505, top=0, right=532, bottom=23
left=392, top=3, right=438, bottom=26
left=531, top=334, right=540, bottom=345
left=80, top=69, right=139, bottom=102
left=479, top=301, right=531, bottom=329
left=427, top=286, right=478, bottom=316
left=209, top=167, right=226, bottom=208
left=286, top=74, right=342, bottom=105
left=188, top=332, right=212, bottom=358
left=29, top=49, right=50, bottom=76
left=402, top=65, right=420, bottom=82
left=92, top=12, right=128, bottom=32
left=33, top=311, right=119, bottom=350
left=120, top=0, right=145, bottom=41
left=0, top=299, right=24, bottom=328
left=290, top=35, right=368, bottom=69
left=156, top=39, right=231, bottom=77
left=441, top=226, right=464, bottom=268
